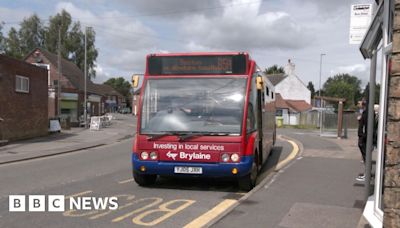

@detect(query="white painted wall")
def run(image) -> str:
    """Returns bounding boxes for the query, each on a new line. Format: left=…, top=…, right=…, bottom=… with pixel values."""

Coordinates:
left=275, top=74, right=311, bottom=104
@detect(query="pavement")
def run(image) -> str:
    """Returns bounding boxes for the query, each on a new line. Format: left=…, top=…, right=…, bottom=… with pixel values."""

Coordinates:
left=0, top=113, right=137, bottom=164
left=212, top=128, right=370, bottom=228
left=0, top=120, right=372, bottom=227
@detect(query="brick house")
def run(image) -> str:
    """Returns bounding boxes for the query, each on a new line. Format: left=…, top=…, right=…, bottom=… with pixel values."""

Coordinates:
left=0, top=54, right=48, bottom=141
left=99, top=84, right=125, bottom=113
left=24, top=48, right=123, bottom=126
left=359, top=1, right=399, bottom=227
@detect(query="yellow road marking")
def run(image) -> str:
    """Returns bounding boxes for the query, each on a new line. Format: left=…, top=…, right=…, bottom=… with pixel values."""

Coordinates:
left=183, top=199, right=237, bottom=228
left=118, top=179, right=134, bottom=184
left=111, top=197, right=162, bottom=222
left=275, top=136, right=299, bottom=171
left=65, top=190, right=92, bottom=199
left=133, top=199, right=195, bottom=226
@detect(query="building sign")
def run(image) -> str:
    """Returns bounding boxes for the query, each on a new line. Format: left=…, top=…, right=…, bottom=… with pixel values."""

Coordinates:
left=349, top=4, right=373, bottom=44
left=61, top=93, right=78, bottom=100
left=88, top=95, right=101, bottom=102
left=148, top=55, right=247, bottom=75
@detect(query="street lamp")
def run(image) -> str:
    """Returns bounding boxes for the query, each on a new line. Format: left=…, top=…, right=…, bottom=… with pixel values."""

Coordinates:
left=319, top=53, right=325, bottom=136
left=318, top=53, right=326, bottom=98
left=84, top=26, right=91, bottom=128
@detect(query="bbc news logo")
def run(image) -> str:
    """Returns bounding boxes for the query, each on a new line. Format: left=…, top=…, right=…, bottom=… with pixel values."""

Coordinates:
left=9, top=195, right=118, bottom=212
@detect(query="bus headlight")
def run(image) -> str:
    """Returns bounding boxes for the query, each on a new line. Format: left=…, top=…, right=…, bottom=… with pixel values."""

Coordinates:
left=150, top=151, right=158, bottom=160
left=221, top=153, right=230, bottom=162
left=231, top=153, right=240, bottom=162
left=141, top=151, right=149, bottom=160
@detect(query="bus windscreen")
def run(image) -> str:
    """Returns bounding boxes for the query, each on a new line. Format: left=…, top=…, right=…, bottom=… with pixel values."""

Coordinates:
left=148, top=55, right=247, bottom=75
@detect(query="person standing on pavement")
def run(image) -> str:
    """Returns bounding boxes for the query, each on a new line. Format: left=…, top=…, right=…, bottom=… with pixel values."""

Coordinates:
left=356, top=100, right=378, bottom=182
left=356, top=100, right=368, bottom=181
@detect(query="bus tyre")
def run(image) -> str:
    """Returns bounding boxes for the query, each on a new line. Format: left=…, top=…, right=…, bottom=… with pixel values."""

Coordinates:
left=238, top=159, right=258, bottom=191
left=133, top=170, right=157, bottom=186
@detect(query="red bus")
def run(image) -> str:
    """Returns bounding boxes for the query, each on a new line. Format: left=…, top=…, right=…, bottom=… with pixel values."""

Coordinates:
left=132, top=52, right=276, bottom=190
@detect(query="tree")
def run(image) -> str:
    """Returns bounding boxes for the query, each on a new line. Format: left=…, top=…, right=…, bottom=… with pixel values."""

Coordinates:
left=264, top=65, right=285, bottom=74
left=66, top=24, right=98, bottom=78
left=323, top=73, right=362, bottom=108
left=5, top=27, right=23, bottom=59
left=104, top=77, right=132, bottom=106
left=363, top=83, right=381, bottom=104
left=45, top=10, right=98, bottom=78
left=45, top=9, right=72, bottom=56
left=2, top=10, right=98, bottom=77
left=0, top=22, right=5, bottom=53
left=307, top=81, right=316, bottom=98
left=18, top=14, right=45, bottom=55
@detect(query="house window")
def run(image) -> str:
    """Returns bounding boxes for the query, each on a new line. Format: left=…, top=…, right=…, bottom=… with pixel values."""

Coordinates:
left=266, top=86, right=270, bottom=96
left=271, top=92, right=274, bottom=99
left=15, top=75, right=29, bottom=93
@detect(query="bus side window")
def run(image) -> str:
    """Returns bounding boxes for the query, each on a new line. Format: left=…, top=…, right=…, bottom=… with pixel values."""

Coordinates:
left=247, top=104, right=256, bottom=133
left=247, top=75, right=257, bottom=133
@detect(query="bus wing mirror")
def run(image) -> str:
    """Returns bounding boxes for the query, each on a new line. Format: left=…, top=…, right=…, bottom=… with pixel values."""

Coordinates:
left=131, top=75, right=139, bottom=88
left=256, top=76, right=264, bottom=91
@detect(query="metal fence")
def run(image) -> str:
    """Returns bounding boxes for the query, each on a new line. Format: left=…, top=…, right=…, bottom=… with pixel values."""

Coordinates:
left=298, top=111, right=358, bottom=130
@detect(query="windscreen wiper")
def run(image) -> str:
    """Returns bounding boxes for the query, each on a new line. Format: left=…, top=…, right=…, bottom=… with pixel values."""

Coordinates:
left=146, top=131, right=234, bottom=141
left=178, top=132, right=231, bottom=141
left=146, top=132, right=183, bottom=141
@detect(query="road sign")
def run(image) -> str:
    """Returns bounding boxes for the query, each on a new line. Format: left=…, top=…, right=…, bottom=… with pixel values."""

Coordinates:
left=349, top=4, right=373, bottom=44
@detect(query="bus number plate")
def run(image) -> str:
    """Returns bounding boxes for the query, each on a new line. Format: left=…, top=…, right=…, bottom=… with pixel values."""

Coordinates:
left=174, top=166, right=202, bottom=174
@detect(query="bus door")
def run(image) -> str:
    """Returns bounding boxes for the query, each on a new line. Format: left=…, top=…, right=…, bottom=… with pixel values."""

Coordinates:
left=255, top=74, right=265, bottom=164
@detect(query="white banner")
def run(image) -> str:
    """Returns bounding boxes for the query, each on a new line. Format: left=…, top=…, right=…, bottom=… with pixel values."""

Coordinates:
left=349, top=4, right=373, bottom=44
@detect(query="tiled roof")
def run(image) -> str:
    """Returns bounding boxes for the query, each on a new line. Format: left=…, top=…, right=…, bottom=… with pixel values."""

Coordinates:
left=275, top=93, right=291, bottom=110
left=97, top=84, right=124, bottom=97
left=275, top=93, right=312, bottom=113
left=286, top=100, right=312, bottom=112
left=266, top=73, right=287, bottom=86
left=25, top=48, right=122, bottom=97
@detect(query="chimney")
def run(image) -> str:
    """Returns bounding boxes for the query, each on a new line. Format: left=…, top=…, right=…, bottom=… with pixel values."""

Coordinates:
left=284, top=59, right=295, bottom=75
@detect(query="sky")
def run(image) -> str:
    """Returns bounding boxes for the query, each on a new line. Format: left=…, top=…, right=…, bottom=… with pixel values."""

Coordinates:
left=0, top=0, right=377, bottom=90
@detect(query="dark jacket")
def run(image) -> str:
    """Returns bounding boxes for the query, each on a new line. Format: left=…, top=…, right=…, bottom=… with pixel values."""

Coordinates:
left=358, top=108, right=378, bottom=145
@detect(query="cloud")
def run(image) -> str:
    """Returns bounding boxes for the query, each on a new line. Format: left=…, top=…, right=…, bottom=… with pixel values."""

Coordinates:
left=92, top=63, right=111, bottom=83
left=0, top=7, right=33, bottom=31
left=55, top=2, right=159, bottom=80
left=330, top=63, right=370, bottom=84
left=113, top=0, right=221, bottom=19
left=56, top=2, right=156, bottom=51
left=180, top=0, right=312, bottom=51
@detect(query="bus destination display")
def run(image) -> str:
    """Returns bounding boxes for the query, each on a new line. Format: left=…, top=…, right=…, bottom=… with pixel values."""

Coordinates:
left=148, top=55, right=246, bottom=75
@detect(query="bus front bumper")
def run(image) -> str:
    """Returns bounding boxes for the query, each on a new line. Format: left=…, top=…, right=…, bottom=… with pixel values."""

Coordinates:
left=132, top=153, right=253, bottom=178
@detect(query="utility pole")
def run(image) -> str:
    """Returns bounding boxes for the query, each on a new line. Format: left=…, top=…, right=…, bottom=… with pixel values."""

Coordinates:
left=57, top=27, right=62, bottom=117
left=318, top=53, right=325, bottom=135
left=84, top=27, right=88, bottom=128
left=318, top=53, right=326, bottom=98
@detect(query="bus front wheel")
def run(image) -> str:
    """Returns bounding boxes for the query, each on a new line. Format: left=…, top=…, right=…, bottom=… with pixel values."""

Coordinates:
left=238, top=158, right=258, bottom=191
left=133, top=171, right=157, bottom=186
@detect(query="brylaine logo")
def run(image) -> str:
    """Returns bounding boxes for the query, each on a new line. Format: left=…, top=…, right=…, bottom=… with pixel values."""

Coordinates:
left=9, top=195, right=118, bottom=212
left=166, top=151, right=178, bottom=160
left=180, top=152, right=211, bottom=160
